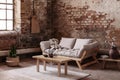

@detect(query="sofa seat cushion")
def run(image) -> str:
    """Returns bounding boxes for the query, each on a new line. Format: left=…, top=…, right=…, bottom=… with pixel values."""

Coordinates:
left=73, top=39, right=92, bottom=49
left=44, top=48, right=56, bottom=54
left=59, top=37, right=76, bottom=49
left=53, top=48, right=84, bottom=58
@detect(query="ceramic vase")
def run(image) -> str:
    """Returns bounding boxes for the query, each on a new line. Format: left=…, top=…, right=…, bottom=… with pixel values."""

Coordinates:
left=109, top=46, right=119, bottom=59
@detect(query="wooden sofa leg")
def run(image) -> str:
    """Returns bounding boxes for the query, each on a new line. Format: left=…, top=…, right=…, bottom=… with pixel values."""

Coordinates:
left=76, top=61, right=83, bottom=70
left=93, top=55, right=99, bottom=63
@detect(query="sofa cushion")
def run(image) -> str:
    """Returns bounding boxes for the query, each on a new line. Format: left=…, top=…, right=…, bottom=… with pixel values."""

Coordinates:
left=73, top=39, right=92, bottom=49
left=53, top=48, right=84, bottom=58
left=59, top=37, right=76, bottom=49
left=84, top=41, right=99, bottom=50
left=44, top=48, right=56, bottom=54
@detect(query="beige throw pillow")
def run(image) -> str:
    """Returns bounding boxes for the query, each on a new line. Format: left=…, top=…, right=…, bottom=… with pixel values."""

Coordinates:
left=84, top=41, right=99, bottom=50
left=59, top=37, right=76, bottom=49
left=73, top=39, right=92, bottom=49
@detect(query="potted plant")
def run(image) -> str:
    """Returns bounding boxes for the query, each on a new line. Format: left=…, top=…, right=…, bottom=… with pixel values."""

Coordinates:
left=6, top=45, right=20, bottom=66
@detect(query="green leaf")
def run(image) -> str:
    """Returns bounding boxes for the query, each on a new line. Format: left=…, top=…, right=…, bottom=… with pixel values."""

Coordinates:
left=9, top=45, right=17, bottom=57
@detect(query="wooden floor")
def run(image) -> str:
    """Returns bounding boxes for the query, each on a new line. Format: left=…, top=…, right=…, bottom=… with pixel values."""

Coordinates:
left=0, top=58, right=36, bottom=71
left=0, top=57, right=120, bottom=80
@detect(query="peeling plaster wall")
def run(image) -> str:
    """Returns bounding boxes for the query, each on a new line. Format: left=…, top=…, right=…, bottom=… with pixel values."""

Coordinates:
left=52, top=0, right=120, bottom=49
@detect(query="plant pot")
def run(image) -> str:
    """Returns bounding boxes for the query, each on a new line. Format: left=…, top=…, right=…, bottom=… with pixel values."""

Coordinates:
left=6, top=56, right=20, bottom=67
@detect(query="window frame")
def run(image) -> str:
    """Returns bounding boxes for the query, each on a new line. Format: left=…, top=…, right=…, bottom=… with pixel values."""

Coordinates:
left=0, top=0, right=14, bottom=31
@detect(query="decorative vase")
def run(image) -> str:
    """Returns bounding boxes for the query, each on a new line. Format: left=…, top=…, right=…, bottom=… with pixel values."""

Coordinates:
left=109, top=46, right=119, bottom=59
left=49, top=53, right=53, bottom=58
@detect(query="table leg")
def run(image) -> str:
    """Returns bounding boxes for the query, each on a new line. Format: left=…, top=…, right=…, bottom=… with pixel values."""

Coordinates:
left=117, top=62, right=120, bottom=69
left=37, top=59, right=40, bottom=72
left=103, top=60, right=106, bottom=69
left=58, top=63, right=61, bottom=76
left=43, top=61, right=46, bottom=71
left=65, top=62, right=67, bottom=75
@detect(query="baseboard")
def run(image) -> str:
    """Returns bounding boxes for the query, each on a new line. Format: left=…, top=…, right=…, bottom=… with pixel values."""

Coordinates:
left=0, top=48, right=41, bottom=56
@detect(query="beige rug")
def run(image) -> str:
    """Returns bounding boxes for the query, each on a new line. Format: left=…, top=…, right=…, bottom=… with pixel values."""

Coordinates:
left=0, top=65, right=90, bottom=80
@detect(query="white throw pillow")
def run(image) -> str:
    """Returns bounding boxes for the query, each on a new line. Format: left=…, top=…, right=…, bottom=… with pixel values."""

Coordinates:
left=84, top=41, right=99, bottom=50
left=73, top=39, right=92, bottom=49
left=59, top=37, right=76, bottom=49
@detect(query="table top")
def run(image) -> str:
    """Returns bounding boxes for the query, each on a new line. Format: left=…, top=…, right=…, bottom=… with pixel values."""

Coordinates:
left=98, top=57, right=120, bottom=62
left=33, top=55, right=71, bottom=63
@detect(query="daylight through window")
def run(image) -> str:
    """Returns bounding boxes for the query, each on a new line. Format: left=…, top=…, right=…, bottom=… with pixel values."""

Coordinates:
left=0, top=0, right=13, bottom=30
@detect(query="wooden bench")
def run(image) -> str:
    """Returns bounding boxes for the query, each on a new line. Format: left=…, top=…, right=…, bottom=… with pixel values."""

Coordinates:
left=98, top=57, right=120, bottom=69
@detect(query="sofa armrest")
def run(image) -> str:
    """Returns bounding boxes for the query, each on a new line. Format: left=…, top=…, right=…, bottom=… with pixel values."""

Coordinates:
left=40, top=41, right=50, bottom=52
left=80, top=41, right=99, bottom=58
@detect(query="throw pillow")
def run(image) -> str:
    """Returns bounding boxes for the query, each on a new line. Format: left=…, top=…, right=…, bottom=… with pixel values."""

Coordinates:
left=84, top=41, right=99, bottom=50
left=49, top=38, right=59, bottom=49
left=73, top=39, right=92, bottom=49
left=59, top=37, right=76, bottom=49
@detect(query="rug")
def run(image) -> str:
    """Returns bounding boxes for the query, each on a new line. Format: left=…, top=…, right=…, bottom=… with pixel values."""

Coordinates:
left=0, top=65, right=90, bottom=80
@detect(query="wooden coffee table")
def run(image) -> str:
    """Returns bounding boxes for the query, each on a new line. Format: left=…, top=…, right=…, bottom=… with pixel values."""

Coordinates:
left=32, top=55, right=71, bottom=76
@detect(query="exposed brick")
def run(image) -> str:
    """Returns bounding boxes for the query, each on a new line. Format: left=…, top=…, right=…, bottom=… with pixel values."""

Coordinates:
left=52, top=0, right=119, bottom=49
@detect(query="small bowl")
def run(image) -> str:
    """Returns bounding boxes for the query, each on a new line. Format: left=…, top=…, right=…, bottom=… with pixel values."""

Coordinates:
left=43, top=54, right=48, bottom=57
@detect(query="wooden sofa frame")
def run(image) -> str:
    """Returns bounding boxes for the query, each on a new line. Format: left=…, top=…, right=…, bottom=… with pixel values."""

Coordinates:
left=67, top=47, right=99, bottom=70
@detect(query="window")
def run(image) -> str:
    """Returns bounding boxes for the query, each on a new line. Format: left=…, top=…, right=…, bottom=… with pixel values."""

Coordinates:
left=0, top=0, right=13, bottom=30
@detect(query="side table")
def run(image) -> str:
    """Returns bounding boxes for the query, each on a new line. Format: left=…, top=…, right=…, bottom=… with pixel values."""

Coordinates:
left=98, top=56, right=120, bottom=69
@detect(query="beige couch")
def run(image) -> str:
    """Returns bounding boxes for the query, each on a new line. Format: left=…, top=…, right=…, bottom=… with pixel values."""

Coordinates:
left=40, top=37, right=99, bottom=69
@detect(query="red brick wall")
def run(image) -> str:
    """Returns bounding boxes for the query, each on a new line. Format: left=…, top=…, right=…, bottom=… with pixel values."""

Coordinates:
left=52, top=0, right=120, bottom=49
left=0, top=0, right=120, bottom=50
